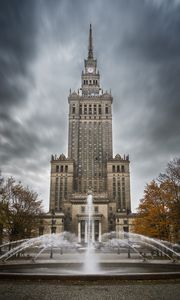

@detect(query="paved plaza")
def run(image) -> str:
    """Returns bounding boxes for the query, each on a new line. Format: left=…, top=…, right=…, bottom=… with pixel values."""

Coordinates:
left=0, top=279, right=180, bottom=300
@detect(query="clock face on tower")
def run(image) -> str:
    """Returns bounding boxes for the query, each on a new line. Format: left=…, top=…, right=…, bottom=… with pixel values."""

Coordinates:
left=87, top=67, right=94, bottom=73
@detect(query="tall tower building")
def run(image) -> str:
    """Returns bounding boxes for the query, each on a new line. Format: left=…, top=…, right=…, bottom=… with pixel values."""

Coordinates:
left=49, top=25, right=131, bottom=241
left=68, top=24, right=113, bottom=194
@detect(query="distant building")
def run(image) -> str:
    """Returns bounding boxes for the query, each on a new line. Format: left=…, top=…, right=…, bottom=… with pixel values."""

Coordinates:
left=44, top=25, right=134, bottom=241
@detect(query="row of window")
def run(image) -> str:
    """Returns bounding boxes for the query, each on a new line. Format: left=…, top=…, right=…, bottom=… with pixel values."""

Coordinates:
left=55, top=177, right=68, bottom=203
left=112, top=165, right=125, bottom=173
left=77, top=180, right=105, bottom=193
left=56, top=165, right=68, bottom=173
left=116, top=219, right=128, bottom=225
left=72, top=104, right=109, bottom=115
left=81, top=206, right=99, bottom=213
left=72, top=120, right=108, bottom=127
left=73, top=115, right=108, bottom=120
left=83, top=79, right=98, bottom=85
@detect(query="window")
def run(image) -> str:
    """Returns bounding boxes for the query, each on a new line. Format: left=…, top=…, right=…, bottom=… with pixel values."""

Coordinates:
left=72, top=105, right=75, bottom=114
left=56, top=165, right=59, bottom=172
left=94, top=206, right=98, bottom=213
left=112, top=165, right=115, bottom=173
left=60, top=165, right=64, bottom=172
left=65, top=165, right=68, bottom=172
left=117, top=165, right=120, bottom=172
left=39, top=227, right=44, bottom=236
left=105, top=106, right=108, bottom=114
left=84, top=105, right=87, bottom=114
left=122, top=165, right=125, bottom=172
left=94, top=104, right=97, bottom=114
left=95, top=220, right=99, bottom=240
left=113, top=177, right=116, bottom=198
left=52, top=226, right=56, bottom=234
left=123, top=226, right=129, bottom=233
left=98, top=104, right=101, bottom=114
left=79, top=104, right=82, bottom=114
left=81, top=206, right=85, bottom=213
left=64, top=177, right=67, bottom=198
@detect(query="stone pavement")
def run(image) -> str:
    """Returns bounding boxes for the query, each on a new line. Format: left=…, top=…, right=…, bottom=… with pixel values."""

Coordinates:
left=0, top=279, right=180, bottom=300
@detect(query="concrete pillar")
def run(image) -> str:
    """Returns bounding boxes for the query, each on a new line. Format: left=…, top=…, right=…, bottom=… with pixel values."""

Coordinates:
left=78, top=221, right=81, bottom=243
left=92, top=220, right=95, bottom=243
left=99, top=221, right=102, bottom=242
left=85, top=221, right=88, bottom=243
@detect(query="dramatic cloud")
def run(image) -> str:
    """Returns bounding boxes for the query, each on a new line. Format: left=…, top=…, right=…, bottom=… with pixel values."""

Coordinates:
left=0, top=0, right=180, bottom=211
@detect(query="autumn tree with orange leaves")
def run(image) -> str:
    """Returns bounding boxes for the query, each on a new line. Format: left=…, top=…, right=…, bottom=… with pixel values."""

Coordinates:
left=134, top=158, right=180, bottom=243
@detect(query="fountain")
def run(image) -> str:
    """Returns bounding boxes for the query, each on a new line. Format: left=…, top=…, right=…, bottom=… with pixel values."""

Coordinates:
left=0, top=193, right=180, bottom=279
left=83, top=192, right=100, bottom=274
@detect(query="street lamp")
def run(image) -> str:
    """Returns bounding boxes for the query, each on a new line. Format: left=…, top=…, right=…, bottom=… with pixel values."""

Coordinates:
left=50, top=210, right=56, bottom=259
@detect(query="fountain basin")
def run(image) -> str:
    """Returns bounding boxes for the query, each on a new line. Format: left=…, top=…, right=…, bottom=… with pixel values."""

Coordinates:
left=0, top=256, right=180, bottom=281
left=0, top=231, right=179, bottom=281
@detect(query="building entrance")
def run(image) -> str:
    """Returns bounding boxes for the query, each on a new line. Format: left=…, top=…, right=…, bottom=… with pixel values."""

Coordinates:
left=78, top=219, right=101, bottom=243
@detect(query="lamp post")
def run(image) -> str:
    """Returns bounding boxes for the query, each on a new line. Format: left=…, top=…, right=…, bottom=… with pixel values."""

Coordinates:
left=50, top=210, right=55, bottom=259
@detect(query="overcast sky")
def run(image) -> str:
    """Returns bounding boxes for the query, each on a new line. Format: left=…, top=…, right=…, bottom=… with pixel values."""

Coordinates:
left=0, top=0, right=180, bottom=212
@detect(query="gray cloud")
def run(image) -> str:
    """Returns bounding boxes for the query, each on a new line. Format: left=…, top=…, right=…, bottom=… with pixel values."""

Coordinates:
left=0, top=0, right=37, bottom=110
left=0, top=0, right=180, bottom=211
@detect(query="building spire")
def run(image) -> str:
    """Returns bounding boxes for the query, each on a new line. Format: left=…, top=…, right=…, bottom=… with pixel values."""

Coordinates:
left=88, top=24, right=93, bottom=59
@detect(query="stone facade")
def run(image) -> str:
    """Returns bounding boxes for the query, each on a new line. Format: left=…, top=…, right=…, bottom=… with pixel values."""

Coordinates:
left=39, top=212, right=64, bottom=235
left=47, top=25, right=132, bottom=242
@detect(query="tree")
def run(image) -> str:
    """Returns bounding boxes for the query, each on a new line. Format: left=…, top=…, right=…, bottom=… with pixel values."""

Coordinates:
left=158, top=157, right=180, bottom=240
left=159, top=158, right=180, bottom=188
left=133, top=158, right=180, bottom=243
left=134, top=180, right=172, bottom=240
left=0, top=175, right=11, bottom=246
left=0, top=174, right=44, bottom=243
